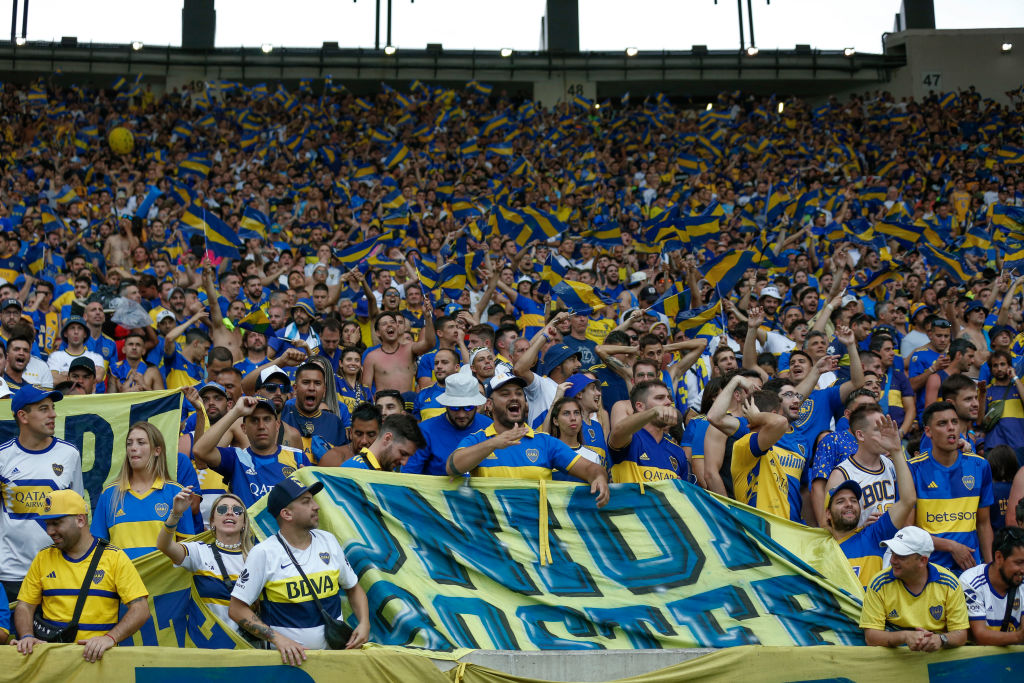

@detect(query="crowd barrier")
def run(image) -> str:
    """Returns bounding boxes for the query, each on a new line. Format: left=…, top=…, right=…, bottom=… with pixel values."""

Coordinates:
left=0, top=643, right=1020, bottom=682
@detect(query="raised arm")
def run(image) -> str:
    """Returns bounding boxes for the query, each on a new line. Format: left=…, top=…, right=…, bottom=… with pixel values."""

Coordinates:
left=410, top=297, right=436, bottom=355
left=743, top=397, right=789, bottom=450
left=665, top=338, right=709, bottom=383
left=164, top=311, right=207, bottom=357
left=742, top=305, right=771, bottom=382
left=836, top=325, right=864, bottom=401
left=193, top=398, right=257, bottom=468
left=513, top=313, right=569, bottom=385
left=707, top=374, right=757, bottom=436
left=156, top=487, right=193, bottom=565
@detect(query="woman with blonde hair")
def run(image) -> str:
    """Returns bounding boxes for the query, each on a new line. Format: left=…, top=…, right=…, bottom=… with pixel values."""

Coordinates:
left=91, top=422, right=196, bottom=559
left=157, top=489, right=254, bottom=640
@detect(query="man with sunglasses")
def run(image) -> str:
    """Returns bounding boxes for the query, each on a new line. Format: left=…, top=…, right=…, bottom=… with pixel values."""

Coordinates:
left=405, top=366, right=491, bottom=476
left=255, top=366, right=304, bottom=450
left=958, top=527, right=1024, bottom=643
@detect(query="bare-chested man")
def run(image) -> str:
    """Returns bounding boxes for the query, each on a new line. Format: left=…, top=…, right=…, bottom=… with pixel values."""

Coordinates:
left=203, top=260, right=245, bottom=361
left=363, top=301, right=436, bottom=393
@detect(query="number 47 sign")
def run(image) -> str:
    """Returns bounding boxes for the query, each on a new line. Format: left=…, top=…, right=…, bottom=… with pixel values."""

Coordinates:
left=922, top=72, right=941, bottom=87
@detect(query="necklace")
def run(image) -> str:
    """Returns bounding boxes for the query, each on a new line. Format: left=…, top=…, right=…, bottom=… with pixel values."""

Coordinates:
left=215, top=540, right=242, bottom=550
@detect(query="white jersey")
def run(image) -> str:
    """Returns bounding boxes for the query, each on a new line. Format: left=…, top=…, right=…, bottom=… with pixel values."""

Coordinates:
left=832, top=455, right=897, bottom=528
left=960, top=563, right=1024, bottom=632
left=232, top=529, right=358, bottom=650
left=47, top=349, right=105, bottom=377
left=0, top=437, right=83, bottom=581
left=178, top=541, right=246, bottom=634
left=25, top=357, right=54, bottom=388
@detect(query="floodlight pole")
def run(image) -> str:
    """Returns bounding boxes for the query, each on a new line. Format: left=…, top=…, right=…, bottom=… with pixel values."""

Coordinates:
left=736, top=0, right=744, bottom=50
left=386, top=0, right=392, bottom=47
left=746, top=0, right=755, bottom=47
left=375, top=0, right=380, bottom=49
left=10, top=0, right=17, bottom=42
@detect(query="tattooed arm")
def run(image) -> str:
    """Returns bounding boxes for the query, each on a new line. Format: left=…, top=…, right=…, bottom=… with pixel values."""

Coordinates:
left=230, top=597, right=307, bottom=666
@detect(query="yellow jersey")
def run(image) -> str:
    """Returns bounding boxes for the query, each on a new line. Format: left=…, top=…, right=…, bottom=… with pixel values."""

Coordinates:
left=859, top=563, right=969, bottom=634
left=18, top=539, right=148, bottom=641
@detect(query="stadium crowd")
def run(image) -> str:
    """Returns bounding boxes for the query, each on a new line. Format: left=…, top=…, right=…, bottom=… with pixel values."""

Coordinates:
left=1, top=74, right=1024, bottom=660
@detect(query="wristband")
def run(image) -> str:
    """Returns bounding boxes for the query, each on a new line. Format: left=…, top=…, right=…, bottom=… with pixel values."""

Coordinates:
left=164, top=516, right=181, bottom=529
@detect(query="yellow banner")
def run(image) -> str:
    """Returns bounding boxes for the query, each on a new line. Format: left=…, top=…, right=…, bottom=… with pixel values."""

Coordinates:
left=231, top=468, right=867, bottom=650
left=0, top=643, right=1021, bottom=682
left=0, top=389, right=183, bottom=511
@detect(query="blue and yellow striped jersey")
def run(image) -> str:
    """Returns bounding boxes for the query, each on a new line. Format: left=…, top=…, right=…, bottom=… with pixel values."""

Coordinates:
left=164, top=349, right=204, bottom=390
left=178, top=541, right=244, bottom=635
left=18, top=538, right=148, bottom=641
left=779, top=385, right=843, bottom=461
left=414, top=383, right=446, bottom=421
left=454, top=425, right=581, bottom=480
left=610, top=427, right=688, bottom=484
left=91, top=479, right=197, bottom=559
left=859, top=563, right=970, bottom=633
left=731, top=431, right=807, bottom=523
left=837, top=510, right=898, bottom=589
left=212, top=446, right=310, bottom=508
left=984, top=381, right=1024, bottom=450
left=513, top=294, right=546, bottom=337
left=909, top=451, right=994, bottom=570
left=340, top=449, right=383, bottom=470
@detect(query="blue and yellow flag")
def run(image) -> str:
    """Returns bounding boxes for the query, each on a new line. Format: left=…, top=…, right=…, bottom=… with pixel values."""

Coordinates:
left=237, top=307, right=271, bottom=334
left=40, top=205, right=67, bottom=232
left=648, top=288, right=691, bottom=319
left=383, top=143, right=410, bottom=169
left=178, top=153, right=211, bottom=178
left=552, top=281, right=613, bottom=315
left=677, top=298, right=724, bottom=337
left=335, top=235, right=382, bottom=264
left=921, top=243, right=972, bottom=284
left=700, top=250, right=756, bottom=294
left=239, top=206, right=270, bottom=239
left=182, top=206, right=240, bottom=259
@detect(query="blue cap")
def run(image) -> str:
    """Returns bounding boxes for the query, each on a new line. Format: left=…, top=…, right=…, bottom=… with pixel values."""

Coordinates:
left=563, top=373, right=596, bottom=398
left=444, top=303, right=462, bottom=316
left=539, top=344, right=582, bottom=376
left=62, top=315, right=87, bottom=332
left=267, top=477, right=324, bottom=519
left=198, top=381, right=227, bottom=397
left=11, top=385, right=63, bottom=414
left=291, top=298, right=316, bottom=318
left=826, top=480, right=863, bottom=509
left=965, top=299, right=988, bottom=313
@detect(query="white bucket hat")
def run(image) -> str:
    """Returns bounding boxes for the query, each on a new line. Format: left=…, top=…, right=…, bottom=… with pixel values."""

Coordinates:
left=437, top=366, right=487, bottom=407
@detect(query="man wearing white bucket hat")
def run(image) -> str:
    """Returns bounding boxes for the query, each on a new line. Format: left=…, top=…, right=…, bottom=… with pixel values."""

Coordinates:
left=404, top=366, right=492, bottom=476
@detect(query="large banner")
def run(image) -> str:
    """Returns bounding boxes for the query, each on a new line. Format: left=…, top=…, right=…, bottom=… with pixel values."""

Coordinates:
left=0, top=389, right=183, bottom=511
left=234, top=469, right=866, bottom=650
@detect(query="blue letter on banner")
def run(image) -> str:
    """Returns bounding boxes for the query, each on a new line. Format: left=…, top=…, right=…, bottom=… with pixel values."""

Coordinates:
left=569, top=485, right=705, bottom=593
left=372, top=483, right=539, bottom=594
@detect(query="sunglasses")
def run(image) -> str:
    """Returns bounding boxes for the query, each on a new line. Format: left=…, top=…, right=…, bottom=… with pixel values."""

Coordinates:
left=932, top=319, right=952, bottom=329
left=626, top=335, right=639, bottom=342
left=261, top=383, right=288, bottom=393
left=448, top=405, right=477, bottom=412
left=216, top=504, right=245, bottom=516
